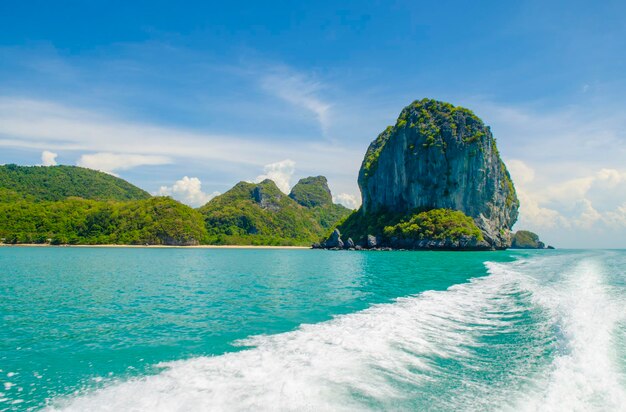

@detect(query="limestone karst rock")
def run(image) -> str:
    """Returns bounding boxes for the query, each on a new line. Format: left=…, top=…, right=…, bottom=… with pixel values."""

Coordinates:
left=328, top=98, right=520, bottom=250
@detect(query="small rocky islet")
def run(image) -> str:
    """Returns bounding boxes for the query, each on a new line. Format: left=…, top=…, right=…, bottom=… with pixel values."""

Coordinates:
left=510, top=230, right=554, bottom=249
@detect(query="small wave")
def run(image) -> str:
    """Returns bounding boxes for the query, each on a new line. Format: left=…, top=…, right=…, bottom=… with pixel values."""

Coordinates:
left=507, top=256, right=626, bottom=412
left=48, top=263, right=537, bottom=411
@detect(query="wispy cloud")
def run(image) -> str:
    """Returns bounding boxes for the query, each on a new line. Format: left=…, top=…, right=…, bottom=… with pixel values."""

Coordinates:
left=471, top=100, right=626, bottom=170
left=0, top=96, right=358, bottom=172
left=260, top=68, right=332, bottom=135
left=77, top=152, right=171, bottom=175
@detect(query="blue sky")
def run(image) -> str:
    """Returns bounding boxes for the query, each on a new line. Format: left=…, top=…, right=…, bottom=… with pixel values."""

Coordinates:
left=1, top=0, right=625, bottom=247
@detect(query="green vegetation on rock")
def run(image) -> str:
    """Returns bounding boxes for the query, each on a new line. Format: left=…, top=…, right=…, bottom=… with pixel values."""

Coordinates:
left=289, top=176, right=332, bottom=207
left=332, top=207, right=482, bottom=246
left=383, top=209, right=483, bottom=241
left=332, top=207, right=403, bottom=243
left=355, top=98, right=519, bottom=249
left=0, top=165, right=350, bottom=246
left=511, top=230, right=546, bottom=249
left=360, top=98, right=493, bottom=180
left=199, top=177, right=351, bottom=246
left=0, top=166, right=205, bottom=245
left=361, top=126, right=393, bottom=177
left=0, top=165, right=150, bottom=201
left=500, top=161, right=517, bottom=208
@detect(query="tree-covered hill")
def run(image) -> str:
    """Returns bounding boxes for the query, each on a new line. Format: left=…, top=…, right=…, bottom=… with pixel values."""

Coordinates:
left=0, top=195, right=207, bottom=245
left=289, top=176, right=333, bottom=207
left=0, top=165, right=350, bottom=246
left=0, top=165, right=205, bottom=245
left=0, top=164, right=150, bottom=201
left=289, top=176, right=351, bottom=231
left=199, top=177, right=352, bottom=246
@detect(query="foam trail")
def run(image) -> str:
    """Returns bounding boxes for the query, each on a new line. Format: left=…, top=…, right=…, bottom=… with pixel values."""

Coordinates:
left=47, top=266, right=533, bottom=412
left=509, top=257, right=626, bottom=412
left=47, top=253, right=626, bottom=412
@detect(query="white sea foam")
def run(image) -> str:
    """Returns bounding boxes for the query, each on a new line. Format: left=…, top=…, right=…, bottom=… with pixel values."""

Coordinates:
left=47, top=253, right=626, bottom=412
left=505, top=256, right=626, bottom=412
left=48, top=265, right=531, bottom=411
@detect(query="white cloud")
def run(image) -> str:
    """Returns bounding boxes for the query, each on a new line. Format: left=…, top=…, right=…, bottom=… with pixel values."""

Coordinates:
left=545, top=177, right=595, bottom=204
left=473, top=100, right=626, bottom=171
left=157, top=176, right=220, bottom=207
left=604, top=203, right=626, bottom=227
left=595, top=168, right=626, bottom=185
left=41, top=150, right=57, bottom=166
left=261, top=69, right=331, bottom=133
left=507, top=161, right=567, bottom=229
left=572, top=198, right=602, bottom=229
left=506, top=159, right=535, bottom=186
left=507, top=159, right=626, bottom=234
left=470, top=99, right=626, bottom=246
left=333, top=193, right=360, bottom=210
left=255, top=159, right=296, bottom=193
left=77, top=152, right=171, bottom=175
left=515, top=187, right=568, bottom=229
left=0, top=97, right=358, bottom=173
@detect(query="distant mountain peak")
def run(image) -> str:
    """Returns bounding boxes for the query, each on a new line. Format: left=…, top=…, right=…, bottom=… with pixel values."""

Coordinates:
left=198, top=175, right=351, bottom=245
left=289, top=176, right=333, bottom=208
left=252, top=180, right=284, bottom=211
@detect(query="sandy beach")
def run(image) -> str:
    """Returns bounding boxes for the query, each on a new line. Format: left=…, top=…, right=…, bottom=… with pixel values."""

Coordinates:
left=0, top=243, right=311, bottom=249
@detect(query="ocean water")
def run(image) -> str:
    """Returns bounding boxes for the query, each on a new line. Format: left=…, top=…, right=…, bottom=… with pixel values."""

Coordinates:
left=1, top=248, right=625, bottom=411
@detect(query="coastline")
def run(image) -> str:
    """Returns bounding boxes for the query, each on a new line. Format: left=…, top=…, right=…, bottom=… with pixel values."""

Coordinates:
left=0, top=243, right=311, bottom=249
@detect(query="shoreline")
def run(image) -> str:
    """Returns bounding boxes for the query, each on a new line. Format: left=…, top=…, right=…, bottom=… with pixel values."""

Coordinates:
left=0, top=243, right=311, bottom=250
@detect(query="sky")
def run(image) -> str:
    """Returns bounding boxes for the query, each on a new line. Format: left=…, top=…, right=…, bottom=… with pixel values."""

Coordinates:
left=1, top=0, right=625, bottom=248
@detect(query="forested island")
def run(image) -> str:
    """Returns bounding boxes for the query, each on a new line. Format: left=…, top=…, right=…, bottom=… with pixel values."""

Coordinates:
left=1, top=99, right=552, bottom=249
left=0, top=165, right=350, bottom=246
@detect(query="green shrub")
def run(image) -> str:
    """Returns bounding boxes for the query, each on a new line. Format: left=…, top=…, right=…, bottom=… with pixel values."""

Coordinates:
left=383, top=209, right=483, bottom=241
left=334, top=207, right=483, bottom=243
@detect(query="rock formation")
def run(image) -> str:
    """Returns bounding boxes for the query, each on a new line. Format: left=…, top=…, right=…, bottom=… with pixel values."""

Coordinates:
left=252, top=180, right=284, bottom=211
left=510, top=230, right=553, bottom=249
left=322, top=98, right=520, bottom=250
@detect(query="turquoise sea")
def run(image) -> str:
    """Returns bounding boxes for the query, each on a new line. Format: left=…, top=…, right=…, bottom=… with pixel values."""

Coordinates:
left=1, top=247, right=625, bottom=411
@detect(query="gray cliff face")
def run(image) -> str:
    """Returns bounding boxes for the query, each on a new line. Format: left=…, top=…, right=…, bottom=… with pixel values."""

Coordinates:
left=358, top=99, right=519, bottom=248
left=252, top=179, right=283, bottom=211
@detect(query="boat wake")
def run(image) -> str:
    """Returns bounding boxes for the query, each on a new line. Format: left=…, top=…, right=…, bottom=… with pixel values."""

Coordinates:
left=509, top=256, right=626, bottom=411
left=48, top=252, right=626, bottom=411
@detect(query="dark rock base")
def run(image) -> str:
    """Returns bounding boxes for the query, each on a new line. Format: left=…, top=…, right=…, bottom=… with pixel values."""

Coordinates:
left=313, top=229, right=496, bottom=251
